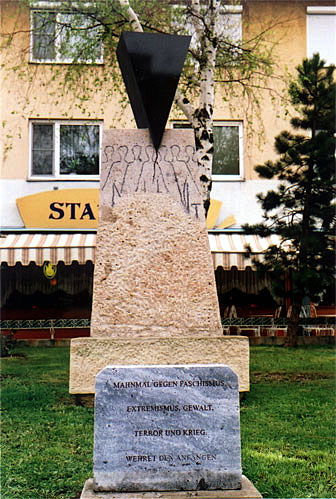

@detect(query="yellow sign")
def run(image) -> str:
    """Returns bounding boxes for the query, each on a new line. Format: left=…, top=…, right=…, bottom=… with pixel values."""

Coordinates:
left=17, top=189, right=234, bottom=230
left=43, top=262, right=57, bottom=279
left=16, top=189, right=99, bottom=229
left=206, top=199, right=236, bottom=229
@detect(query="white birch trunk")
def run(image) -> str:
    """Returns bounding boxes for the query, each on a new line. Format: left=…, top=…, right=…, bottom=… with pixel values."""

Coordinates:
left=118, top=0, right=143, bottom=32
left=188, top=1, right=220, bottom=212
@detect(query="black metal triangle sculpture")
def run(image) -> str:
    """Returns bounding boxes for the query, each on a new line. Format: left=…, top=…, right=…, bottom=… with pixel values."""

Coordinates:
left=117, top=31, right=191, bottom=150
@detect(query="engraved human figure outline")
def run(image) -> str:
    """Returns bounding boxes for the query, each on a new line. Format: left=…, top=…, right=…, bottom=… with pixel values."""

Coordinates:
left=135, top=145, right=169, bottom=195
left=101, top=142, right=202, bottom=219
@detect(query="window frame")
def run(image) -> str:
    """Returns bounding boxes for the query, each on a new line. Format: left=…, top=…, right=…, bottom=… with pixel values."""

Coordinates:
left=217, top=5, right=243, bottom=60
left=172, top=4, right=242, bottom=57
left=29, top=120, right=102, bottom=181
left=306, top=6, right=336, bottom=66
left=30, top=6, right=104, bottom=64
left=172, top=120, right=244, bottom=182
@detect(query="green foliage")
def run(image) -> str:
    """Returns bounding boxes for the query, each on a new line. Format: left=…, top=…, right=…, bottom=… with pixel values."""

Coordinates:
left=244, top=55, right=336, bottom=309
left=0, top=332, right=17, bottom=357
left=1, top=345, right=335, bottom=498
left=2, top=1, right=280, bottom=126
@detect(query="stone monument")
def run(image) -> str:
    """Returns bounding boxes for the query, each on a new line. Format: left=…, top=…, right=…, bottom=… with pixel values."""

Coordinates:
left=94, top=364, right=242, bottom=492
left=81, top=364, right=262, bottom=498
left=75, top=30, right=260, bottom=499
left=69, top=31, right=250, bottom=399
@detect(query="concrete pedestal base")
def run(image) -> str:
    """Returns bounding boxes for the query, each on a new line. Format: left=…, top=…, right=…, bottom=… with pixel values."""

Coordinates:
left=80, top=476, right=262, bottom=498
left=69, top=336, right=250, bottom=395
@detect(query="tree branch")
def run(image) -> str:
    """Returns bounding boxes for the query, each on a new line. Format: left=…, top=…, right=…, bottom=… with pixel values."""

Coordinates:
left=117, top=0, right=143, bottom=32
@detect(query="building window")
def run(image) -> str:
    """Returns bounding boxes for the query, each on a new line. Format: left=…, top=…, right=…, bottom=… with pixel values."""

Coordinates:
left=30, top=8, right=103, bottom=63
left=173, top=5, right=242, bottom=58
left=216, top=6, right=242, bottom=59
left=30, top=121, right=101, bottom=179
left=173, top=121, right=244, bottom=180
left=212, top=123, right=243, bottom=179
left=307, top=7, right=336, bottom=65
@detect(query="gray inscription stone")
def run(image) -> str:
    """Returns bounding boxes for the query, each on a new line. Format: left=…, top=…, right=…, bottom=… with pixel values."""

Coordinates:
left=93, top=364, right=242, bottom=492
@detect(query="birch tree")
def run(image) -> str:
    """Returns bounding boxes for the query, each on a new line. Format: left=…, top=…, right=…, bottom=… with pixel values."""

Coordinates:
left=116, top=0, right=224, bottom=211
left=2, top=0, right=281, bottom=213
left=109, top=0, right=279, bottom=213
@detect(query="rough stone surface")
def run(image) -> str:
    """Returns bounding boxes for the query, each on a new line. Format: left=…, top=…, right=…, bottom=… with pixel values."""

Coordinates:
left=100, top=129, right=204, bottom=220
left=91, top=195, right=221, bottom=338
left=89, top=129, right=222, bottom=338
left=93, top=365, right=241, bottom=492
left=81, top=476, right=262, bottom=498
left=69, top=336, right=250, bottom=394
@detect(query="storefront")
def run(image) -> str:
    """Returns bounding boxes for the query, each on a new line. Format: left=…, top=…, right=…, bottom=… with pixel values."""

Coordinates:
left=0, top=230, right=282, bottom=338
left=0, top=232, right=95, bottom=339
left=1, top=191, right=334, bottom=340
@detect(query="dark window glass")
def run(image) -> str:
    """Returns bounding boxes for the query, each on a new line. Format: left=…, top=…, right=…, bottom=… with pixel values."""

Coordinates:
left=173, top=123, right=241, bottom=175
left=31, top=10, right=102, bottom=63
left=32, top=11, right=56, bottom=61
left=60, top=125, right=99, bottom=175
left=173, top=123, right=192, bottom=129
left=58, top=13, right=103, bottom=62
left=213, top=126, right=240, bottom=175
left=32, top=124, right=54, bottom=175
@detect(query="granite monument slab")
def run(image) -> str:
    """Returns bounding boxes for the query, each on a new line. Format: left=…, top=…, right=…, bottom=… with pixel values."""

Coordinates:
left=69, top=128, right=250, bottom=398
left=89, top=129, right=222, bottom=340
left=93, top=364, right=242, bottom=493
left=69, top=39, right=250, bottom=403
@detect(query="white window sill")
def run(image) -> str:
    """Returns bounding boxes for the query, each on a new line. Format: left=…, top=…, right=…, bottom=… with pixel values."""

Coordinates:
left=27, top=176, right=100, bottom=182
left=29, top=60, right=104, bottom=65
left=212, top=176, right=245, bottom=182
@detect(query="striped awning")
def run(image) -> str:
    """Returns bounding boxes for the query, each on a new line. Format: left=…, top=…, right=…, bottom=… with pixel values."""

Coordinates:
left=0, top=233, right=96, bottom=266
left=0, top=232, right=281, bottom=269
left=209, top=233, right=281, bottom=270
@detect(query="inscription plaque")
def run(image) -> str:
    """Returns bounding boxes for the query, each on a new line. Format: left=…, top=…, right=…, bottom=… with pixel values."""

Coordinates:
left=93, top=364, right=242, bottom=492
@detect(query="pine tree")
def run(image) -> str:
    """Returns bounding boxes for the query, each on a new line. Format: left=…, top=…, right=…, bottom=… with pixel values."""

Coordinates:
left=243, top=54, right=336, bottom=347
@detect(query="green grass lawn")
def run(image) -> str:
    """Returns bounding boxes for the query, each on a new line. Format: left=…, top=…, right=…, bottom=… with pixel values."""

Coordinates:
left=241, top=347, right=336, bottom=498
left=1, top=345, right=335, bottom=499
